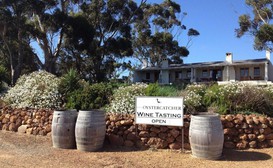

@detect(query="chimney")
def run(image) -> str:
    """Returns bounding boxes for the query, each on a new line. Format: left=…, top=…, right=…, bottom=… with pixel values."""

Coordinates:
left=161, top=58, right=169, bottom=68
left=266, top=49, right=271, bottom=60
left=226, top=52, right=233, bottom=63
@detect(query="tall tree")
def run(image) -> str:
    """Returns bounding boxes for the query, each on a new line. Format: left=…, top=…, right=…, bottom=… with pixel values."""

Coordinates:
left=27, top=0, right=73, bottom=74
left=236, top=0, right=273, bottom=51
left=132, top=0, right=199, bottom=67
left=59, top=0, right=145, bottom=82
left=0, top=0, right=35, bottom=84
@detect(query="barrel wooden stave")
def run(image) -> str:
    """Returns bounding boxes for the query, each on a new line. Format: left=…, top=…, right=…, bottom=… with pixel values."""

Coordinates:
left=52, top=110, right=77, bottom=149
left=189, top=114, right=224, bottom=160
left=75, top=110, right=106, bottom=152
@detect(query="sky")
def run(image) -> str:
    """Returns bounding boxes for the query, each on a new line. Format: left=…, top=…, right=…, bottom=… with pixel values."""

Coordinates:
left=156, top=0, right=268, bottom=64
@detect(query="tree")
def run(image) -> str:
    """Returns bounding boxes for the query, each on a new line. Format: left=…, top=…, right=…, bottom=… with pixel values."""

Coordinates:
left=132, top=0, right=199, bottom=67
left=236, top=0, right=273, bottom=51
left=58, top=0, right=146, bottom=82
left=0, top=0, right=39, bottom=85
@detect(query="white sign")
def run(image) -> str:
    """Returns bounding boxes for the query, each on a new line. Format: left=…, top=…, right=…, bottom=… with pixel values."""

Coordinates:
left=135, top=97, right=183, bottom=126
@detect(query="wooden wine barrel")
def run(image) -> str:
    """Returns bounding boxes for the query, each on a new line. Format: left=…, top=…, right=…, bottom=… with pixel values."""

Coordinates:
left=75, top=110, right=106, bottom=152
left=189, top=113, right=224, bottom=160
left=51, top=110, right=78, bottom=149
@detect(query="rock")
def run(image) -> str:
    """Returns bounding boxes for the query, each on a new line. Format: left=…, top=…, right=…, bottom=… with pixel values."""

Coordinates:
left=39, top=130, right=47, bottom=136
left=225, top=115, right=233, bottom=122
left=150, top=127, right=160, bottom=134
left=26, top=128, right=33, bottom=135
left=246, top=117, right=253, bottom=124
left=225, top=121, right=234, bottom=128
left=257, top=134, right=266, bottom=142
left=2, top=124, right=8, bottom=131
left=10, top=116, right=17, bottom=123
left=241, top=122, right=248, bottom=129
left=224, top=128, right=238, bottom=136
left=120, top=120, right=133, bottom=126
left=147, top=137, right=168, bottom=149
left=224, top=141, right=235, bottom=149
left=138, top=124, right=149, bottom=131
left=184, top=122, right=190, bottom=128
left=175, top=135, right=182, bottom=143
left=8, top=123, right=17, bottom=132
left=258, top=142, right=268, bottom=148
left=169, top=142, right=182, bottom=150
left=259, top=117, right=268, bottom=124
left=267, top=140, right=273, bottom=147
left=2, top=118, right=9, bottom=124
left=184, top=143, right=191, bottom=150
left=20, top=111, right=27, bottom=117
left=166, top=136, right=175, bottom=144
left=265, top=133, right=273, bottom=140
left=158, top=133, right=168, bottom=140
left=140, top=137, right=148, bottom=143
left=170, top=129, right=180, bottom=138
left=5, top=114, right=10, bottom=119
left=244, top=128, right=252, bottom=134
left=18, top=125, right=28, bottom=134
left=264, top=127, right=272, bottom=135
left=108, top=134, right=124, bottom=146
left=253, top=117, right=260, bottom=125
left=45, top=125, right=51, bottom=133
left=26, top=119, right=32, bottom=125
left=160, top=126, right=169, bottom=132
left=253, top=128, right=260, bottom=135
left=124, top=140, right=134, bottom=147
left=139, top=131, right=149, bottom=138
left=239, top=134, right=247, bottom=140
left=248, top=134, right=256, bottom=140
left=150, top=132, right=157, bottom=137
left=249, top=141, right=257, bottom=148
left=127, top=132, right=137, bottom=141
left=236, top=141, right=248, bottom=149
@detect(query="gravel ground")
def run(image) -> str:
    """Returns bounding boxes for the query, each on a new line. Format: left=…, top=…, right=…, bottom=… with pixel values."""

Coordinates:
left=0, top=131, right=273, bottom=168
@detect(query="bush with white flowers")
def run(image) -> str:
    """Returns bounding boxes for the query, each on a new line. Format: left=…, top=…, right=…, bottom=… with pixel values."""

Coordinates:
left=107, top=83, right=147, bottom=114
left=3, top=71, right=62, bottom=109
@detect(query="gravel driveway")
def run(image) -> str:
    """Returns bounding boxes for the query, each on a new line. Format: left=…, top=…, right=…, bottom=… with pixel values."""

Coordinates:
left=1, top=131, right=273, bottom=168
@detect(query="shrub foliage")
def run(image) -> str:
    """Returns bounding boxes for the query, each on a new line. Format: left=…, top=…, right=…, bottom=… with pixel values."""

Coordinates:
left=3, top=71, right=62, bottom=109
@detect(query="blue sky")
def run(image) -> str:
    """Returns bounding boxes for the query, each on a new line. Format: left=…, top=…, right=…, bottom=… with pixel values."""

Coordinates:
left=175, top=0, right=267, bottom=63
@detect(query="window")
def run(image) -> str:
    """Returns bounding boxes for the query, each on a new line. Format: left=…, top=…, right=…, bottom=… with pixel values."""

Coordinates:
left=175, top=71, right=182, bottom=79
left=146, top=72, right=150, bottom=80
left=187, top=70, right=191, bottom=78
left=240, top=68, right=249, bottom=77
left=254, top=67, right=260, bottom=76
left=217, top=70, right=222, bottom=77
left=202, top=70, right=208, bottom=77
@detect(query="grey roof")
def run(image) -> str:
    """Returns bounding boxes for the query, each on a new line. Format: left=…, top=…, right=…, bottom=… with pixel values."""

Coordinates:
left=135, top=58, right=269, bottom=71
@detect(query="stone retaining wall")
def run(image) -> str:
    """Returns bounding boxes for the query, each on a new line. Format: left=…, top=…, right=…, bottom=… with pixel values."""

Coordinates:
left=1, top=107, right=273, bottom=150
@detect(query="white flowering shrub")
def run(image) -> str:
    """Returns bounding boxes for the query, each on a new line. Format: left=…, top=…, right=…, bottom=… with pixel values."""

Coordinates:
left=180, top=84, right=207, bottom=113
left=3, top=71, right=62, bottom=109
left=107, top=83, right=147, bottom=114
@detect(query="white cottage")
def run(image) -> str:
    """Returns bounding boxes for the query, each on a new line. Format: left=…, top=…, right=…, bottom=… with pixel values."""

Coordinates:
left=133, top=52, right=273, bottom=85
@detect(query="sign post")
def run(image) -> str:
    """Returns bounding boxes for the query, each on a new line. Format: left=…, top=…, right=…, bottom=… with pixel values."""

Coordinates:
left=135, top=96, right=184, bottom=151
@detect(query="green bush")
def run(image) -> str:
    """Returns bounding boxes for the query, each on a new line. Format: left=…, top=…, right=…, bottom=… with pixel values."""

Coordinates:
left=145, top=83, right=181, bottom=96
left=3, top=71, right=62, bottom=109
left=66, top=82, right=117, bottom=110
left=59, top=68, right=81, bottom=97
left=107, top=83, right=147, bottom=114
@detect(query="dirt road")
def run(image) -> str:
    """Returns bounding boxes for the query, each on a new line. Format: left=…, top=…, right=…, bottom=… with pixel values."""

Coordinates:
left=0, top=131, right=273, bottom=168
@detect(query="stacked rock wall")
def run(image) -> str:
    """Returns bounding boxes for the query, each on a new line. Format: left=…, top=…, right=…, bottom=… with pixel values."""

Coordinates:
left=0, top=107, right=53, bottom=136
left=1, top=107, right=273, bottom=150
